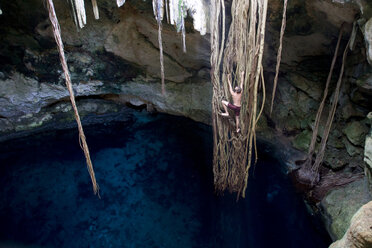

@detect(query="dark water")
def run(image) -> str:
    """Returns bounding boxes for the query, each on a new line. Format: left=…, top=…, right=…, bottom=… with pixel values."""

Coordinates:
left=0, top=110, right=331, bottom=248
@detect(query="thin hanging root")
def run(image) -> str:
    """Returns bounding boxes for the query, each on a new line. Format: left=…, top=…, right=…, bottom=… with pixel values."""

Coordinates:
left=165, top=0, right=170, bottom=23
left=255, top=55, right=266, bottom=126
left=180, top=0, right=187, bottom=53
left=269, top=0, right=287, bottom=115
left=158, top=22, right=166, bottom=95
left=91, top=0, right=99, bottom=19
left=253, top=69, right=266, bottom=165
left=305, top=25, right=344, bottom=168
left=217, top=0, right=226, bottom=68
left=153, top=0, right=166, bottom=95
left=242, top=0, right=268, bottom=198
left=311, top=32, right=352, bottom=173
left=47, top=0, right=99, bottom=196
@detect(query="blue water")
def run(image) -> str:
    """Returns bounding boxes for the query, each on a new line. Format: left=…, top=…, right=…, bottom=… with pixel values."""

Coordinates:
left=0, top=109, right=331, bottom=248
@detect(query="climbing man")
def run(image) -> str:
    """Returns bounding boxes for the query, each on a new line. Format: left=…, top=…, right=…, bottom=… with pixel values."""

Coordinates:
left=220, top=71, right=244, bottom=133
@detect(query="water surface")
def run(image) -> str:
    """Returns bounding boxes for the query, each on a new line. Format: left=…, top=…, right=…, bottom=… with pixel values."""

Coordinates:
left=0, top=110, right=331, bottom=247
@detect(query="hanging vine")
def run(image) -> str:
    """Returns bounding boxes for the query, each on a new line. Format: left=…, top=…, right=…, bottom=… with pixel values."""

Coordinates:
left=153, top=0, right=166, bottom=95
left=47, top=0, right=99, bottom=196
left=211, top=0, right=268, bottom=198
left=270, top=0, right=288, bottom=115
left=297, top=23, right=354, bottom=186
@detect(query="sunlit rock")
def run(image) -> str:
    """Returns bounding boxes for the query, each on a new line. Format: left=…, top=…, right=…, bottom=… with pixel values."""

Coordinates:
left=330, top=201, right=372, bottom=248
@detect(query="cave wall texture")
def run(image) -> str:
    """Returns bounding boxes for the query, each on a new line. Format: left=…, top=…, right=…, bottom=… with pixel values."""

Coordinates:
left=0, top=0, right=372, bottom=245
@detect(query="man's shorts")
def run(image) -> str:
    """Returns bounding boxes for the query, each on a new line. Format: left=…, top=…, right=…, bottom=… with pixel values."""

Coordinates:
left=227, top=103, right=241, bottom=117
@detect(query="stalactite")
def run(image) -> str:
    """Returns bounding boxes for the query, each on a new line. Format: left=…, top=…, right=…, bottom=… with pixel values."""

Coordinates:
left=91, top=0, right=99, bottom=20
left=152, top=0, right=166, bottom=95
left=180, top=0, right=187, bottom=53
left=117, top=0, right=126, bottom=7
left=165, top=0, right=170, bottom=23
left=68, top=0, right=87, bottom=29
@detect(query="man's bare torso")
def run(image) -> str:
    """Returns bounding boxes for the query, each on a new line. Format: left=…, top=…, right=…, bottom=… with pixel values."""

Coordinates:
left=231, top=92, right=242, bottom=107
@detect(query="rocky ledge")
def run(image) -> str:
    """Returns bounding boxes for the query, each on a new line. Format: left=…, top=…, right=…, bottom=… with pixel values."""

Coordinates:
left=0, top=0, right=372, bottom=246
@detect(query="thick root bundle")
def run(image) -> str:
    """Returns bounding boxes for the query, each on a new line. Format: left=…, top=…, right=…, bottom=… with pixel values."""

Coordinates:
left=211, top=0, right=268, bottom=198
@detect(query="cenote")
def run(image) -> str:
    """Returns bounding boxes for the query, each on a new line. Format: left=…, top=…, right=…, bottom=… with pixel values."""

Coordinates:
left=0, top=109, right=331, bottom=248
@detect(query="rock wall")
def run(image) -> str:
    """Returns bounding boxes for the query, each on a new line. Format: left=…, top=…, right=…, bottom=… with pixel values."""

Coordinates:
left=330, top=200, right=372, bottom=248
left=321, top=178, right=371, bottom=240
left=0, top=0, right=372, bottom=244
left=365, top=113, right=372, bottom=192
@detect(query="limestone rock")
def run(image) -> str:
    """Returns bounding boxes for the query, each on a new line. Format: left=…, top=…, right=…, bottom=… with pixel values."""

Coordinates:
left=120, top=76, right=212, bottom=124
left=321, top=179, right=372, bottom=240
left=324, top=147, right=349, bottom=170
left=0, top=73, right=213, bottom=136
left=0, top=73, right=105, bottom=118
left=328, top=129, right=345, bottom=149
left=365, top=112, right=372, bottom=192
left=292, top=130, right=312, bottom=151
left=330, top=201, right=372, bottom=248
left=356, top=72, right=372, bottom=95
left=364, top=18, right=372, bottom=65
left=103, top=5, right=209, bottom=83
left=342, top=100, right=367, bottom=120
left=343, top=121, right=369, bottom=146
left=343, top=137, right=363, bottom=156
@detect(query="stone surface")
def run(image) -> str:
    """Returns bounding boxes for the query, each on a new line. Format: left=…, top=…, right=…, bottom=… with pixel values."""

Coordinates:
left=343, top=121, right=369, bottom=147
left=292, top=130, right=312, bottom=151
left=364, top=18, right=372, bottom=65
left=343, top=137, right=363, bottom=157
left=330, top=201, right=372, bottom=248
left=104, top=6, right=195, bottom=83
left=286, top=73, right=323, bottom=100
left=324, top=147, right=349, bottom=170
left=0, top=73, right=212, bottom=137
left=0, top=73, right=105, bottom=118
left=356, top=71, right=372, bottom=94
left=342, top=100, right=367, bottom=120
left=321, top=179, right=372, bottom=240
left=365, top=112, right=372, bottom=192
left=120, top=76, right=212, bottom=123
left=0, top=1, right=371, bottom=243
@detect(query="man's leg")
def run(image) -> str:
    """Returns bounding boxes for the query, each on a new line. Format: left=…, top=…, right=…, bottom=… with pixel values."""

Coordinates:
left=235, top=115, right=240, bottom=133
left=220, top=100, right=229, bottom=116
